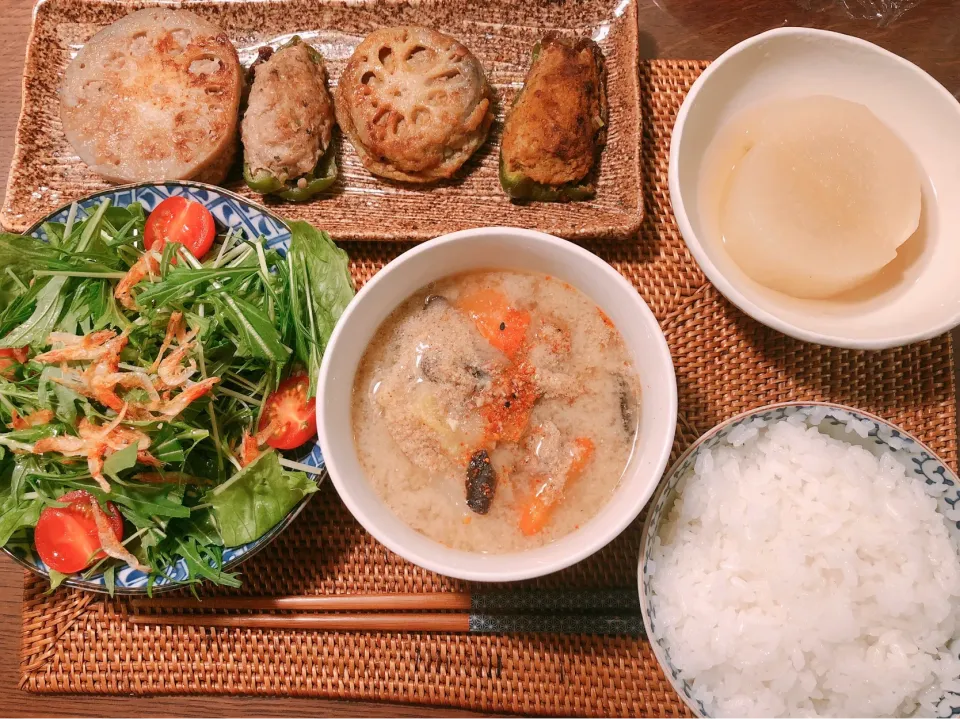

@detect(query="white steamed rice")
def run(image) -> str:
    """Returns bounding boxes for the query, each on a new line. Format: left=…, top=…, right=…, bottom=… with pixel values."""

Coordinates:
left=648, top=414, right=960, bottom=717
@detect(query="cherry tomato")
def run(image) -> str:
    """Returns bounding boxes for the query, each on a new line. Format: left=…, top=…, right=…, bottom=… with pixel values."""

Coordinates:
left=144, top=196, right=216, bottom=260
left=258, top=373, right=317, bottom=450
left=34, top=490, right=124, bottom=574
left=0, top=346, right=29, bottom=363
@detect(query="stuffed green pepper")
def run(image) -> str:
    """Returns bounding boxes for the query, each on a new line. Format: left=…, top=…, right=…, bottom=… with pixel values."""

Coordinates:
left=241, top=37, right=337, bottom=202
left=499, top=34, right=607, bottom=202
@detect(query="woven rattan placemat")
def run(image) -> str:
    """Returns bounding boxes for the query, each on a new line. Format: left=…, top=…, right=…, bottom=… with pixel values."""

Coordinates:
left=18, top=60, right=957, bottom=717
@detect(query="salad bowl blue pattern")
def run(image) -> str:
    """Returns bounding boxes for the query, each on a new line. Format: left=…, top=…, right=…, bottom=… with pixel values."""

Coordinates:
left=637, top=402, right=960, bottom=718
left=6, top=182, right=326, bottom=594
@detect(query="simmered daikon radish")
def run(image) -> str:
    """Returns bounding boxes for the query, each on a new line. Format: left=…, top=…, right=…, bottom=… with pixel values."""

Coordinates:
left=718, top=96, right=921, bottom=299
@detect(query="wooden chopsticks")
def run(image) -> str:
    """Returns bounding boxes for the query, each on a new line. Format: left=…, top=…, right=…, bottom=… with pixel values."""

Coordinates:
left=130, top=592, right=473, bottom=612
left=129, top=588, right=640, bottom=613
left=128, top=589, right=644, bottom=636
left=129, top=612, right=472, bottom=632
left=128, top=612, right=642, bottom=634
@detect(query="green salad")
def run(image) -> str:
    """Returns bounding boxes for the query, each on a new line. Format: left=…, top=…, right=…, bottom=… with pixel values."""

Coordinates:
left=0, top=196, right=354, bottom=591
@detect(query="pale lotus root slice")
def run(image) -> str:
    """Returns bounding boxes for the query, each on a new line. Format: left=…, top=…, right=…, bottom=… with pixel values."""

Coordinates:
left=60, top=8, right=243, bottom=185
left=335, top=26, right=494, bottom=183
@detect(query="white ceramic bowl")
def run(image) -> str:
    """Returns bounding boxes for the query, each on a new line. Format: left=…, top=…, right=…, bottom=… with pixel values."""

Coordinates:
left=317, top=227, right=677, bottom=582
left=669, top=27, right=960, bottom=350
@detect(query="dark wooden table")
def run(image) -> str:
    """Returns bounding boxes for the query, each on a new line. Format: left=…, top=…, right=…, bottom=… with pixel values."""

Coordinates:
left=1, top=0, right=959, bottom=715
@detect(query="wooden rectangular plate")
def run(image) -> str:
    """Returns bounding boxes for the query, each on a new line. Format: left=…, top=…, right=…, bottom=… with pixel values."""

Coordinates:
left=2, top=0, right=641, bottom=241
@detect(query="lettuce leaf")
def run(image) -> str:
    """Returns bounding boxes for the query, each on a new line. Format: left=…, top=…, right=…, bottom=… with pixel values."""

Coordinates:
left=0, top=498, right=43, bottom=546
left=0, top=276, right=67, bottom=348
left=284, top=221, right=354, bottom=396
left=0, top=462, right=44, bottom=545
left=202, top=450, right=317, bottom=547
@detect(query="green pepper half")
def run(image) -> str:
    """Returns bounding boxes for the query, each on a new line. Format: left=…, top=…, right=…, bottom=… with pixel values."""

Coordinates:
left=498, top=37, right=604, bottom=203
left=243, top=36, right=336, bottom=202
left=244, top=144, right=337, bottom=202
left=498, top=156, right=596, bottom=203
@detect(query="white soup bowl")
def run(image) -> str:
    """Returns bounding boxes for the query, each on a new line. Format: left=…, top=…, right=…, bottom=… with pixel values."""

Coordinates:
left=317, top=227, right=677, bottom=582
left=669, top=27, right=960, bottom=349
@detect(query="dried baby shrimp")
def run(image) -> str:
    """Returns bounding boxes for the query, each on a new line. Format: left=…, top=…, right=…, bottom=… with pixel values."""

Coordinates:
left=157, top=377, right=219, bottom=417
left=35, top=328, right=130, bottom=363
left=7, top=409, right=55, bottom=430
left=114, top=250, right=161, bottom=311
left=35, top=317, right=213, bottom=420
left=91, top=502, right=150, bottom=573
left=32, top=404, right=159, bottom=492
left=156, top=329, right=199, bottom=388
left=28, top=318, right=219, bottom=485
left=237, top=419, right=279, bottom=467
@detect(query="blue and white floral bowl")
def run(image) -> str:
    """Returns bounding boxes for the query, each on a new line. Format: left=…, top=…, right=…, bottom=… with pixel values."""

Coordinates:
left=5, top=182, right=325, bottom=594
left=637, top=401, right=960, bottom=717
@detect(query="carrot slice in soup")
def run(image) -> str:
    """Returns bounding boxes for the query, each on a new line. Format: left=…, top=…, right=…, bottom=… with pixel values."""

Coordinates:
left=519, top=437, right=595, bottom=536
left=457, top=289, right=530, bottom=358
left=519, top=492, right=553, bottom=537
left=481, top=360, right=537, bottom=444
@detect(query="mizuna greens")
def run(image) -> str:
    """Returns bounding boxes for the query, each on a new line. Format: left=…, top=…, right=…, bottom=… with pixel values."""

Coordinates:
left=0, top=199, right=354, bottom=591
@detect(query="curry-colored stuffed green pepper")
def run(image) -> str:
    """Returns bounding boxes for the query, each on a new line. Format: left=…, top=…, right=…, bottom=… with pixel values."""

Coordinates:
left=499, top=34, right=607, bottom=202
left=241, top=37, right=337, bottom=202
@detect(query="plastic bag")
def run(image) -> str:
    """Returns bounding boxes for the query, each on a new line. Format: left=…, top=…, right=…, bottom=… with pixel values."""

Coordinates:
left=796, top=0, right=924, bottom=25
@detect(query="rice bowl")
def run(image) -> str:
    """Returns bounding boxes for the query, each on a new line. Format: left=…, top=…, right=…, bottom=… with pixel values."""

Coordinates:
left=638, top=403, right=960, bottom=718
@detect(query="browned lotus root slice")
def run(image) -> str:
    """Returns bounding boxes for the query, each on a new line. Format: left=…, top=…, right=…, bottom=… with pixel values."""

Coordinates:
left=60, top=8, right=243, bottom=184
left=335, top=26, right=494, bottom=183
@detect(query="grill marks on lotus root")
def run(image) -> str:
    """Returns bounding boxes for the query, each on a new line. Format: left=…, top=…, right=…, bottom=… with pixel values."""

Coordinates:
left=335, top=26, right=494, bottom=183
left=59, top=8, right=243, bottom=184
